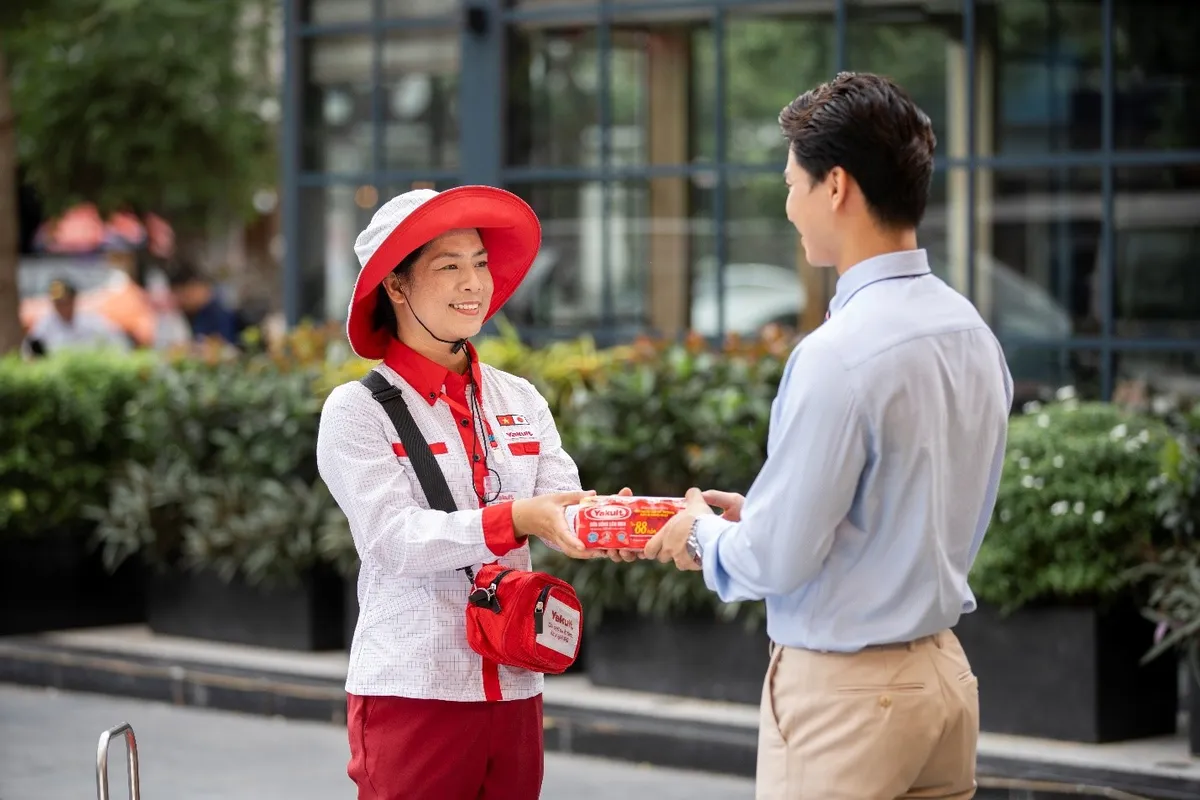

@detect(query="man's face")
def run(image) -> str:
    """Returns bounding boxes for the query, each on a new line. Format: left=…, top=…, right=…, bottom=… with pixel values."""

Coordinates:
left=53, top=295, right=75, bottom=323
left=784, top=149, right=838, bottom=268
left=173, top=281, right=210, bottom=314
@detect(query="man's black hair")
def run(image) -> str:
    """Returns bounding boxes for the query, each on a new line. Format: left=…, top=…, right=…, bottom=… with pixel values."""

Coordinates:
left=779, top=72, right=936, bottom=229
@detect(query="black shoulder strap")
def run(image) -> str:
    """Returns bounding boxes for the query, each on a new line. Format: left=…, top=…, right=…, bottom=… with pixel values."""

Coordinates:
left=360, top=371, right=459, bottom=514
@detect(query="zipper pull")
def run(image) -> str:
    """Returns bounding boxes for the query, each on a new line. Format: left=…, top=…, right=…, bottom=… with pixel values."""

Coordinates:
left=534, top=585, right=552, bottom=635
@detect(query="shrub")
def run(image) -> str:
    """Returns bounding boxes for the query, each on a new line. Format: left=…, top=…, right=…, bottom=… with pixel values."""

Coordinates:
left=88, top=352, right=343, bottom=588
left=971, top=395, right=1177, bottom=612
left=0, top=349, right=154, bottom=538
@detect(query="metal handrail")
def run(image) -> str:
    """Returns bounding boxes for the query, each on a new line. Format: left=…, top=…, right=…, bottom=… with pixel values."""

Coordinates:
left=96, top=722, right=141, bottom=800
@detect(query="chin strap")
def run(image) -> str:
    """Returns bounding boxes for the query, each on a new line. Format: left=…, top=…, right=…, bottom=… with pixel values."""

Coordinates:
left=399, top=289, right=469, bottom=354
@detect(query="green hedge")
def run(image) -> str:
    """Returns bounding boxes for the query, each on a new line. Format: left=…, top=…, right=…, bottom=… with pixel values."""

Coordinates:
left=87, top=353, right=344, bottom=589
left=4, top=326, right=1197, bottom=631
left=0, top=350, right=155, bottom=538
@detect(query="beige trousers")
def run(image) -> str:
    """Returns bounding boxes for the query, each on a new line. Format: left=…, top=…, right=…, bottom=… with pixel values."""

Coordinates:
left=756, top=629, right=979, bottom=800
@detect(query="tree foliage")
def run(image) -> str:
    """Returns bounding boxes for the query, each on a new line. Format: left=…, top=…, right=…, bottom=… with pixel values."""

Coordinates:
left=7, top=0, right=276, bottom=233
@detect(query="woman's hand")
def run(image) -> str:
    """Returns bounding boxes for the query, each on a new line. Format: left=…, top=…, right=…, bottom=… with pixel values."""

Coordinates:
left=511, top=490, right=594, bottom=557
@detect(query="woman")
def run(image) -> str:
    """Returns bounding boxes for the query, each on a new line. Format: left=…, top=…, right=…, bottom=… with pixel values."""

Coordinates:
left=317, top=186, right=595, bottom=799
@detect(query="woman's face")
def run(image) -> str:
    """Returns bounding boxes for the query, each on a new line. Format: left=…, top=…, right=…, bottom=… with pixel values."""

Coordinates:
left=385, top=228, right=494, bottom=344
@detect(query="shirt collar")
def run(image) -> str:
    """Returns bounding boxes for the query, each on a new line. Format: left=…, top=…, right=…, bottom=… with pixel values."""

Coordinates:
left=828, top=249, right=932, bottom=316
left=382, top=338, right=480, bottom=405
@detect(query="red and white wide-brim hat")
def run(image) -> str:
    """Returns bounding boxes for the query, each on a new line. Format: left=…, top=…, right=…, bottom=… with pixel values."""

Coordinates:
left=346, top=185, right=541, bottom=360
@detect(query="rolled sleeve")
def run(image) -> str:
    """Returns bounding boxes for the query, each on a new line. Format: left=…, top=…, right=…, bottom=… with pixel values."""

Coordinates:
left=482, top=501, right=522, bottom=556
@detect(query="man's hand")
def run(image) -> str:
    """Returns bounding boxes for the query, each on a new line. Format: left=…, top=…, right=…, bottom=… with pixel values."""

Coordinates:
left=643, top=487, right=714, bottom=571
left=512, top=490, right=595, bottom=557
left=595, top=487, right=641, bottom=563
left=702, top=489, right=746, bottom=522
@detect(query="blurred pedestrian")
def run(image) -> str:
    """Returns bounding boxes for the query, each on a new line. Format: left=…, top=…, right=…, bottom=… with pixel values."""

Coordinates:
left=646, top=73, right=1014, bottom=800
left=167, top=261, right=242, bottom=346
left=317, top=186, right=597, bottom=800
left=24, top=277, right=130, bottom=356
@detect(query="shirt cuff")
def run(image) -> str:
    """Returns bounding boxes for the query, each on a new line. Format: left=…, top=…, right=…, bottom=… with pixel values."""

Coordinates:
left=694, top=514, right=736, bottom=592
left=482, top=501, right=522, bottom=557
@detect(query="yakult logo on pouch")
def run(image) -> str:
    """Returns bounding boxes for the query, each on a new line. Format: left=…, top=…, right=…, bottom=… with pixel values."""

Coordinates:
left=583, top=505, right=631, bottom=521
left=496, top=414, right=530, bottom=427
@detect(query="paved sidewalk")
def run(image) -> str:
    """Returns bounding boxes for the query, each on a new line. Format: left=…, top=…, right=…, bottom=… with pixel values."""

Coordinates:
left=2, top=625, right=1198, bottom=799
left=0, top=684, right=756, bottom=800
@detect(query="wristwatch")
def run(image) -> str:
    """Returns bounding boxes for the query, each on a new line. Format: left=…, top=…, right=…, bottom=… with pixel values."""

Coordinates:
left=685, top=518, right=703, bottom=567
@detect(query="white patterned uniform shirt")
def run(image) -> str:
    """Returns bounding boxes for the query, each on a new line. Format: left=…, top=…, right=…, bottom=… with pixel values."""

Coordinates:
left=317, top=350, right=582, bottom=702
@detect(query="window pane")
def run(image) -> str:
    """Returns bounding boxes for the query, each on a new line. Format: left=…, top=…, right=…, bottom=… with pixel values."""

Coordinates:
left=1001, top=347, right=1104, bottom=405
left=503, top=181, right=606, bottom=329
left=606, top=18, right=714, bottom=169
left=302, top=0, right=370, bottom=26
left=1113, top=165, right=1200, bottom=339
left=723, top=9, right=837, bottom=166
left=708, top=174, right=803, bottom=337
left=298, top=181, right=459, bottom=325
left=846, top=2, right=952, bottom=151
left=381, top=0, right=457, bottom=18
left=1114, top=1, right=1200, bottom=151
left=1115, top=351, right=1200, bottom=399
left=506, top=28, right=600, bottom=168
left=298, top=185, right=376, bottom=323
left=302, top=36, right=373, bottom=173
left=505, top=180, right=713, bottom=335
left=916, top=170, right=951, bottom=288
left=382, top=31, right=460, bottom=171
left=974, top=167, right=1103, bottom=341
left=987, top=0, right=1103, bottom=154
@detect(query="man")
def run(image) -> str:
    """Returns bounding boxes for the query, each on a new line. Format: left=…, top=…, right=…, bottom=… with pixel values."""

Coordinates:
left=167, top=261, right=242, bottom=346
left=645, top=72, right=1013, bottom=799
left=24, top=278, right=130, bottom=355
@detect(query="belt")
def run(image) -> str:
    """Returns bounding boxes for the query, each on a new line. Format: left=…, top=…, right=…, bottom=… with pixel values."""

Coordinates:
left=770, top=631, right=945, bottom=656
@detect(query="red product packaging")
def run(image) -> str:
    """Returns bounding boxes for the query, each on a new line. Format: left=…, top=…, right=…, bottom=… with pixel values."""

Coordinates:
left=564, top=495, right=688, bottom=550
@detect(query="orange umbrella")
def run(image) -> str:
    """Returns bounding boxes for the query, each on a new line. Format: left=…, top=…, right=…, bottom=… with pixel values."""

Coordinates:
left=35, top=203, right=175, bottom=259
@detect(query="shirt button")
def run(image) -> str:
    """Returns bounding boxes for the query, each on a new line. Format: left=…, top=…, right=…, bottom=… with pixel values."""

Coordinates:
left=879, top=695, right=892, bottom=709
left=429, top=392, right=436, bottom=399
left=460, top=419, right=470, bottom=427
left=473, top=454, right=480, bottom=462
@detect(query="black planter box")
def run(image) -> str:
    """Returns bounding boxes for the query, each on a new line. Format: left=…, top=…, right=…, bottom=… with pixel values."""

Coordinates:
left=953, top=600, right=1179, bottom=743
left=1188, top=662, right=1200, bottom=757
left=147, top=567, right=344, bottom=651
left=585, top=614, right=770, bottom=704
left=0, top=528, right=144, bottom=636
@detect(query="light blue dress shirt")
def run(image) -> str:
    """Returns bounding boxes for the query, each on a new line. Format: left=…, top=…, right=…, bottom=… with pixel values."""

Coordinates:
left=694, top=249, right=1014, bottom=652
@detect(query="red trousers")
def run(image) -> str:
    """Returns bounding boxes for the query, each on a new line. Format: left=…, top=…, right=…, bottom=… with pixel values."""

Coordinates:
left=346, top=693, right=544, bottom=800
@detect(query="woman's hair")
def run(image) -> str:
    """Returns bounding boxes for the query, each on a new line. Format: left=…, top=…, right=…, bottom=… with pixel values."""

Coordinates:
left=371, top=243, right=427, bottom=339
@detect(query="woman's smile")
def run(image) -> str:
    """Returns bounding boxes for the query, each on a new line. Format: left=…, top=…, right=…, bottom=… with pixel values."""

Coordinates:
left=450, top=301, right=481, bottom=316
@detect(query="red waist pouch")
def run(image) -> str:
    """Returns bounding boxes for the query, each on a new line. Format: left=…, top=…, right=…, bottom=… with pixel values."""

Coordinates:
left=464, top=563, right=583, bottom=674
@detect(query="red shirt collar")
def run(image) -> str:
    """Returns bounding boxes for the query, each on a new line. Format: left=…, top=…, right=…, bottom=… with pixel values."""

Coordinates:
left=382, top=338, right=482, bottom=406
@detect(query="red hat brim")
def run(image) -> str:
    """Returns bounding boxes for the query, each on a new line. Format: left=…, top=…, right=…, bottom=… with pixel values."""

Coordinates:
left=346, top=186, right=540, bottom=360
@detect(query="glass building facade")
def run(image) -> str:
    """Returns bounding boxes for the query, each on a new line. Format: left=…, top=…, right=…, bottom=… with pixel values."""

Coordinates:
left=282, top=0, right=1200, bottom=402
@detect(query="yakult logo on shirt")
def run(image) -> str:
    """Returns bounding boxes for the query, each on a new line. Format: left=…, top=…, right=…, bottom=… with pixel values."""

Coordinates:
left=496, top=414, right=530, bottom=427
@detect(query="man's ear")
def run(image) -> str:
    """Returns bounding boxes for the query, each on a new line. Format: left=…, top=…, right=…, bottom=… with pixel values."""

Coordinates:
left=827, top=167, right=848, bottom=212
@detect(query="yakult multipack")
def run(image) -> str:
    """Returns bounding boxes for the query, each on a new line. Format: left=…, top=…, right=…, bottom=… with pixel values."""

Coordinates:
left=564, top=495, right=688, bottom=549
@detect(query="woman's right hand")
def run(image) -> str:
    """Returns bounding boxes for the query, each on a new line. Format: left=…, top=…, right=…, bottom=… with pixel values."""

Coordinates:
left=512, top=491, right=594, bottom=557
